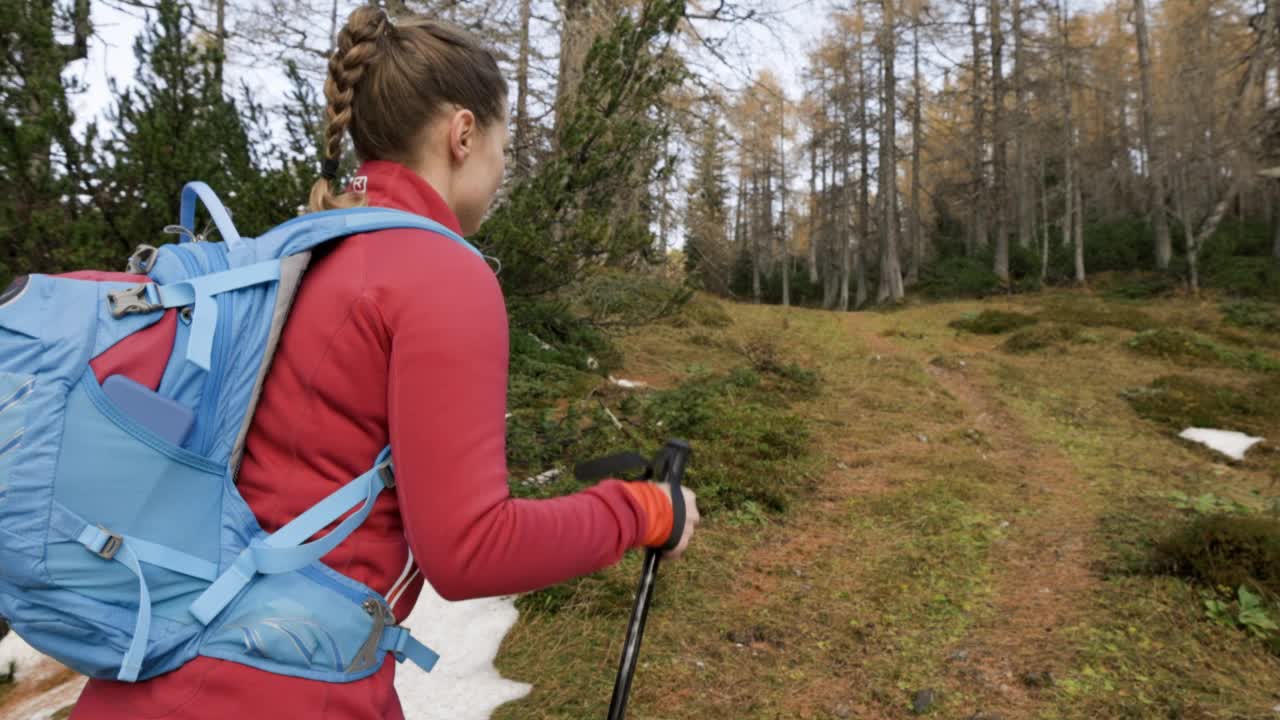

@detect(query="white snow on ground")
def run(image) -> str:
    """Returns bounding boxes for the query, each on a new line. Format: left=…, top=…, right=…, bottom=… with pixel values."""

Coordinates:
left=0, top=633, right=87, bottom=720
left=394, top=582, right=532, bottom=720
left=1179, top=428, right=1265, bottom=461
left=0, top=633, right=49, bottom=683
left=608, top=375, right=648, bottom=389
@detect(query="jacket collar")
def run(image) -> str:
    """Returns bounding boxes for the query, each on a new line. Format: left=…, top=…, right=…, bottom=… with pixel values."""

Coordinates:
left=351, top=160, right=464, bottom=236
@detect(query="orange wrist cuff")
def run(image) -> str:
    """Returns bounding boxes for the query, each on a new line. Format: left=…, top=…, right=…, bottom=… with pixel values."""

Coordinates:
left=621, top=482, right=674, bottom=549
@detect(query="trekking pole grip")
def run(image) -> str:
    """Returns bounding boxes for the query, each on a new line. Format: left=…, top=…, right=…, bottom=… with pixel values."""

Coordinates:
left=655, top=439, right=690, bottom=553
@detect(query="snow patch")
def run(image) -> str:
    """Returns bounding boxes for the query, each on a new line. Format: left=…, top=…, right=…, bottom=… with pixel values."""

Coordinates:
left=395, top=582, right=532, bottom=719
left=0, top=634, right=86, bottom=720
left=523, top=468, right=563, bottom=488
left=608, top=375, right=648, bottom=389
left=1178, top=428, right=1265, bottom=461
left=0, top=634, right=58, bottom=685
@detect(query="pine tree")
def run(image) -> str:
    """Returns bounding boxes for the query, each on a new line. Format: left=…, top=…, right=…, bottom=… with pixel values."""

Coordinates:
left=0, top=0, right=99, bottom=285
left=684, top=116, right=731, bottom=293
left=99, top=0, right=298, bottom=252
left=473, top=0, right=687, bottom=298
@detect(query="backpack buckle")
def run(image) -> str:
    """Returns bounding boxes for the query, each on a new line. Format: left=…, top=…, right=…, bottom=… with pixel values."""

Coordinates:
left=375, top=459, right=396, bottom=489
left=106, top=284, right=160, bottom=318
left=126, top=245, right=159, bottom=274
left=95, top=526, right=123, bottom=560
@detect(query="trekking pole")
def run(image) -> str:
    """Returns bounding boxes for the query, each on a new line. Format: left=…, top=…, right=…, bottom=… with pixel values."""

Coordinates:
left=573, top=439, right=691, bottom=720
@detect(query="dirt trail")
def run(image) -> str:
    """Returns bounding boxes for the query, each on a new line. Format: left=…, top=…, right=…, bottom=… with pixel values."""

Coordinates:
left=862, top=318, right=1099, bottom=717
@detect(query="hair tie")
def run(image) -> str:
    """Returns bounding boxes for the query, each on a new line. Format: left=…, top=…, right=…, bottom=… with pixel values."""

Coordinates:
left=320, top=158, right=340, bottom=180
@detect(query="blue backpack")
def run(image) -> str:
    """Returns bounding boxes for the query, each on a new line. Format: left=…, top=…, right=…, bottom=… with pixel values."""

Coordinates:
left=0, top=182, right=476, bottom=683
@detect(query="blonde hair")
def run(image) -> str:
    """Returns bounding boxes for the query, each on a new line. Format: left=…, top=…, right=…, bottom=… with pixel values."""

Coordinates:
left=309, top=6, right=508, bottom=211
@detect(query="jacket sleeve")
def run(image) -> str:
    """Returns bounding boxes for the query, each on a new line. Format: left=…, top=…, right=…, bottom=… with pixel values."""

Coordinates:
left=374, top=233, right=650, bottom=601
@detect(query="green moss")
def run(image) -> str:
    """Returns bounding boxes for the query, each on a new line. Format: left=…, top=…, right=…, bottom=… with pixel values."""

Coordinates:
left=1035, top=297, right=1158, bottom=331
left=1221, top=300, right=1280, bottom=333
left=1097, top=271, right=1180, bottom=300
left=1150, top=514, right=1280, bottom=599
left=948, top=310, right=1038, bottom=335
left=1001, top=323, right=1085, bottom=353
left=1127, top=328, right=1280, bottom=372
left=681, top=294, right=734, bottom=328
left=1122, top=375, right=1280, bottom=434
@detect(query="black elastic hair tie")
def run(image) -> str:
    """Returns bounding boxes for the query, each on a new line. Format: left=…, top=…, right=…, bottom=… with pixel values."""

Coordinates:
left=320, top=158, right=340, bottom=180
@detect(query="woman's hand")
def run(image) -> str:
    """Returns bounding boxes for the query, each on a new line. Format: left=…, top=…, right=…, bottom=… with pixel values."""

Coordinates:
left=655, top=483, right=699, bottom=561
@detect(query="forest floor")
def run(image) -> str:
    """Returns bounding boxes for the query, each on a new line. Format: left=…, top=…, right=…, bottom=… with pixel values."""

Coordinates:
left=494, top=287, right=1280, bottom=720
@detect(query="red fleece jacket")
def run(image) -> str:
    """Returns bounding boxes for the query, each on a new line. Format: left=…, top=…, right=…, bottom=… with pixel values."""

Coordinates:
left=70, top=160, right=668, bottom=719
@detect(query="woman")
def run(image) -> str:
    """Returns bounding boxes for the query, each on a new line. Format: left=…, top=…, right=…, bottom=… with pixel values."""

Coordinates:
left=71, top=6, right=698, bottom=718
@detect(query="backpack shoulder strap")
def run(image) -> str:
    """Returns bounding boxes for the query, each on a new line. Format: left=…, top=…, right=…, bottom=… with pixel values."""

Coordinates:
left=261, top=207, right=483, bottom=260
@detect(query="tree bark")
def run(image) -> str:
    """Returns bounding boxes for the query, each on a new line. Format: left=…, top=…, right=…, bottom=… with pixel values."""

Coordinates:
left=877, top=0, right=905, bottom=303
left=969, top=0, right=988, bottom=254
left=856, top=15, right=870, bottom=309
left=779, top=102, right=791, bottom=307
left=514, top=0, right=533, bottom=178
left=990, top=0, right=1009, bottom=282
left=1074, top=180, right=1086, bottom=285
left=908, top=14, right=923, bottom=287
left=1059, top=0, right=1075, bottom=275
left=809, top=136, right=820, bottom=281
left=1040, top=154, right=1051, bottom=280
left=751, top=174, right=762, bottom=303
left=1013, top=0, right=1032, bottom=250
left=1134, top=0, right=1172, bottom=268
left=213, top=0, right=226, bottom=87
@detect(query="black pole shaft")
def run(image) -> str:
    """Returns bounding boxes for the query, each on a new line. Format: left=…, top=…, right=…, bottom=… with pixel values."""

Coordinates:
left=607, top=549, right=661, bottom=720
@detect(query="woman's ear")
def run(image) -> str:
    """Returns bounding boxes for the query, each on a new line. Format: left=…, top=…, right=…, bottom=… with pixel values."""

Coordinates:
left=449, top=108, right=477, bottom=164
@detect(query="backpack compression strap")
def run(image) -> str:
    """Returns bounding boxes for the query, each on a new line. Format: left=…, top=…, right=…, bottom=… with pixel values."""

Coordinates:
left=187, top=447, right=440, bottom=673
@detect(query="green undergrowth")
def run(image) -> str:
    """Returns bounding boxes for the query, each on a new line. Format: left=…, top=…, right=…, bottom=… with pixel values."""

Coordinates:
left=1122, top=374, right=1280, bottom=436
left=1150, top=514, right=1280, bottom=600
left=506, top=358, right=818, bottom=516
left=1034, top=294, right=1160, bottom=331
left=1001, top=322, right=1098, bottom=354
left=948, top=309, right=1038, bottom=335
left=1221, top=299, right=1280, bottom=333
left=1126, top=327, right=1280, bottom=372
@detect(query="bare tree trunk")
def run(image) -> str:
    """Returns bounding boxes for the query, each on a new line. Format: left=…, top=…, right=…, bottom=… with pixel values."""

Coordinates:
left=840, top=189, right=851, bottom=312
left=1192, top=178, right=1246, bottom=294
left=213, top=0, right=226, bottom=87
left=751, top=174, right=762, bottom=303
left=809, top=138, right=820, bottom=281
left=969, top=0, right=988, bottom=254
left=1273, top=191, right=1280, bottom=259
left=878, top=0, right=905, bottom=303
left=1059, top=0, right=1075, bottom=269
left=908, top=15, right=923, bottom=287
left=838, top=92, right=851, bottom=313
left=1040, top=154, right=1051, bottom=280
left=329, top=0, right=340, bottom=53
left=553, top=0, right=595, bottom=149
left=1134, top=0, right=1172, bottom=268
left=1074, top=181, right=1086, bottom=285
left=514, top=0, right=533, bottom=178
left=824, top=160, right=840, bottom=310
left=990, top=0, right=1009, bottom=282
left=780, top=106, right=791, bottom=307
left=856, top=16, right=870, bottom=308
left=1013, top=0, right=1031, bottom=251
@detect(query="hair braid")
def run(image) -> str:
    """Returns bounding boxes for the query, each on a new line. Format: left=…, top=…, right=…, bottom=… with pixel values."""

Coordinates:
left=308, top=7, right=391, bottom=211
